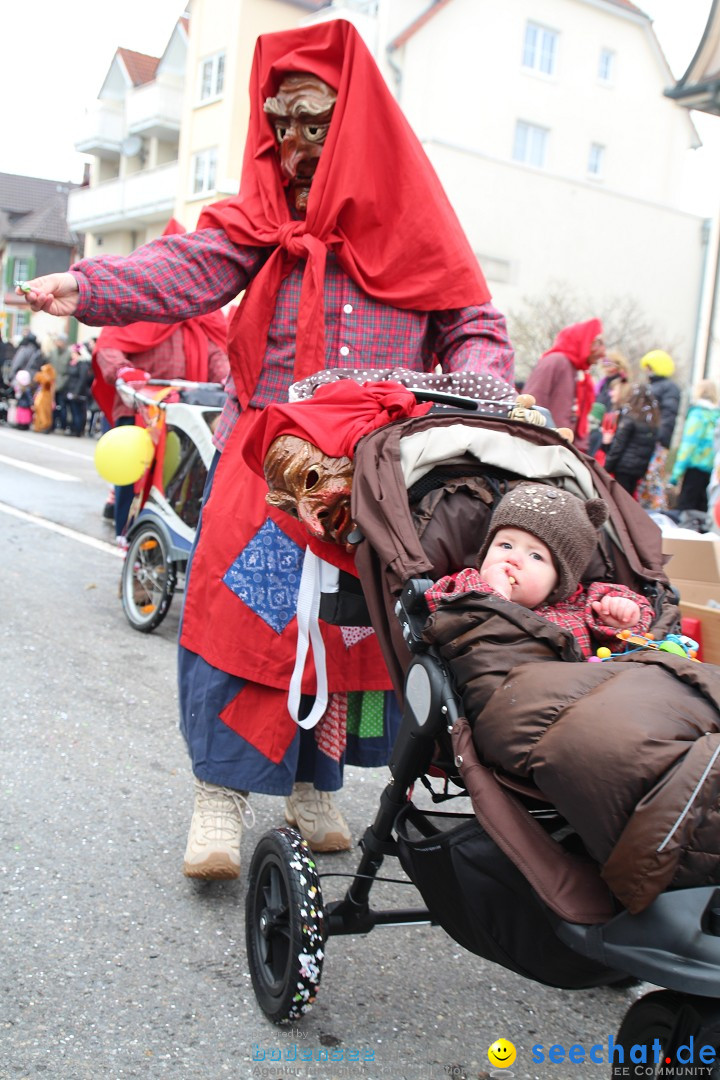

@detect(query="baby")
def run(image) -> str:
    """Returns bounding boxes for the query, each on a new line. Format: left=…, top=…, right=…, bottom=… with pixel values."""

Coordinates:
left=424, top=483, right=654, bottom=657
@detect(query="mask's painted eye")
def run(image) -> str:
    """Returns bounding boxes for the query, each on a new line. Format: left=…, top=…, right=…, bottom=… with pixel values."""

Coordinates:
left=275, top=125, right=288, bottom=143
left=302, top=123, right=329, bottom=143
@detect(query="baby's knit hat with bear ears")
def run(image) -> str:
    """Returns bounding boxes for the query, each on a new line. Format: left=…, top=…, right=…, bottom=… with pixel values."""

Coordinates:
left=477, top=483, right=609, bottom=603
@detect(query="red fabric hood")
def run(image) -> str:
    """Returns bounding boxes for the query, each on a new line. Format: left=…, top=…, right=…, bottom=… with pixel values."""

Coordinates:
left=540, top=319, right=603, bottom=372
left=242, top=380, right=431, bottom=477
left=198, top=19, right=491, bottom=409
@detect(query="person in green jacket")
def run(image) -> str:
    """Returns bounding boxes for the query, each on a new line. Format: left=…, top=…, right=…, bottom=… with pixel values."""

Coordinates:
left=670, top=379, right=720, bottom=515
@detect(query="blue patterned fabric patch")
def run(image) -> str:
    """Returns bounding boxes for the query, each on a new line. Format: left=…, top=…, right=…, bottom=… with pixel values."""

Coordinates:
left=223, top=519, right=304, bottom=634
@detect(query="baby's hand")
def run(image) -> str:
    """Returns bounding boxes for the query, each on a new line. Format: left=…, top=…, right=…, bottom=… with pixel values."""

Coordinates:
left=482, top=562, right=515, bottom=600
left=591, top=595, right=640, bottom=629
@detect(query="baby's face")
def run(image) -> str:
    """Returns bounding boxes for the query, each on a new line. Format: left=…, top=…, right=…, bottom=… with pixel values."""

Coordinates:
left=480, top=527, right=559, bottom=608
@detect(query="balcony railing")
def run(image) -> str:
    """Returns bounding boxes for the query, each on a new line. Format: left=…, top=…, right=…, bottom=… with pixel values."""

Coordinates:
left=75, top=103, right=125, bottom=158
left=67, top=162, right=180, bottom=233
left=126, top=81, right=184, bottom=140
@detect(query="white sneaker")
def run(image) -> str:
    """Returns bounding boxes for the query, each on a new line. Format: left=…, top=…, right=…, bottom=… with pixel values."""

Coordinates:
left=183, top=779, right=254, bottom=879
left=284, top=783, right=352, bottom=852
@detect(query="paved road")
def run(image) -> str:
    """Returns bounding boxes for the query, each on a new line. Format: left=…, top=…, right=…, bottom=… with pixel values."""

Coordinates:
left=0, top=426, right=642, bottom=1080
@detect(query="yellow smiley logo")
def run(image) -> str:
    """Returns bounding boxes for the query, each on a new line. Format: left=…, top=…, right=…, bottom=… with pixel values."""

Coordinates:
left=488, top=1039, right=517, bottom=1068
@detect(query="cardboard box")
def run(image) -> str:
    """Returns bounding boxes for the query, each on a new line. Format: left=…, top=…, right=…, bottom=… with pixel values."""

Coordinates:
left=662, top=535, right=720, bottom=665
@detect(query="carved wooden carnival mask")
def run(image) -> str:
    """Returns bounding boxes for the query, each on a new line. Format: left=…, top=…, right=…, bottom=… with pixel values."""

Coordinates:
left=264, top=434, right=355, bottom=545
left=264, top=73, right=337, bottom=213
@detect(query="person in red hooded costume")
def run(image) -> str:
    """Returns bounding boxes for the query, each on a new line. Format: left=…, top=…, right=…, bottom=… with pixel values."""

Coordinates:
left=91, top=219, right=230, bottom=541
left=17, top=20, right=515, bottom=881
left=523, top=319, right=605, bottom=454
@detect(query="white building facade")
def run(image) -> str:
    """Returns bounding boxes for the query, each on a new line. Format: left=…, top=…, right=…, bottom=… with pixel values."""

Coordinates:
left=360, top=0, right=706, bottom=373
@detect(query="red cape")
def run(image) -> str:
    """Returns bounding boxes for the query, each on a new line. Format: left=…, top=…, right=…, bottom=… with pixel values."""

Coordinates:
left=198, top=20, right=491, bottom=409
left=90, top=219, right=228, bottom=422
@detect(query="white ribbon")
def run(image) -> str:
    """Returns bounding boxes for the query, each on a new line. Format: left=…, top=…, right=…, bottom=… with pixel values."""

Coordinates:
left=287, top=548, right=339, bottom=729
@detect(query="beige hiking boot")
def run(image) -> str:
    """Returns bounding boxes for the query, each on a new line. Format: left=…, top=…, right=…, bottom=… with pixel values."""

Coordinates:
left=183, top=779, right=254, bottom=879
left=284, top=783, right=352, bottom=852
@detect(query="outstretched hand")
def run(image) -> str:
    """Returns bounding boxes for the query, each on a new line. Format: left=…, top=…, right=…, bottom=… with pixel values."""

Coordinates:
left=591, top=594, right=640, bottom=630
left=16, top=273, right=79, bottom=317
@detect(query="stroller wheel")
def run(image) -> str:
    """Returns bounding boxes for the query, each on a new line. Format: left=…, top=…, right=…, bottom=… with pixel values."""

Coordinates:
left=611, top=990, right=720, bottom=1078
left=245, top=827, right=325, bottom=1024
left=121, top=523, right=176, bottom=633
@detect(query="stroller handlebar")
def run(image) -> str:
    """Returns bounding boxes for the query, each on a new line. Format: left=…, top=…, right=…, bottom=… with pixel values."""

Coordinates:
left=116, top=375, right=226, bottom=410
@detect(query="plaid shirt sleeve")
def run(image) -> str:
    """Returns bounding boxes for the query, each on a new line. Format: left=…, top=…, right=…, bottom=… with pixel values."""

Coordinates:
left=430, top=304, right=514, bottom=384
left=584, top=582, right=655, bottom=644
left=424, top=568, right=498, bottom=612
left=71, top=229, right=268, bottom=327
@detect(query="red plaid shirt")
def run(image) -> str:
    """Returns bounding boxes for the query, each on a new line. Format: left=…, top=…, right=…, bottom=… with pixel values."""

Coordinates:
left=71, top=228, right=514, bottom=450
left=425, top=569, right=654, bottom=658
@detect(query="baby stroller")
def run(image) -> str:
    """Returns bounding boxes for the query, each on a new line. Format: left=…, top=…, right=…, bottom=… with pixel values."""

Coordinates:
left=115, top=373, right=225, bottom=632
left=244, top=384, right=720, bottom=1075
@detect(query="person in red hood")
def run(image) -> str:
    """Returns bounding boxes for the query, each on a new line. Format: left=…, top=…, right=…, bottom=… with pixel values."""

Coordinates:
left=523, top=319, right=604, bottom=453
left=17, top=20, right=515, bottom=881
left=91, top=219, right=230, bottom=541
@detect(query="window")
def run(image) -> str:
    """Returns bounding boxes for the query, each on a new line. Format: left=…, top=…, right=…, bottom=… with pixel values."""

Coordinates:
left=198, top=52, right=225, bottom=102
left=13, top=257, right=31, bottom=283
left=598, top=47, right=615, bottom=83
left=588, top=142, right=605, bottom=178
left=522, top=22, right=558, bottom=76
left=191, top=148, right=217, bottom=195
left=513, top=121, right=549, bottom=168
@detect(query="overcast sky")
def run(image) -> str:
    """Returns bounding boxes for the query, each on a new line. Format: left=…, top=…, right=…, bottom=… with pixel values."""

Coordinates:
left=4, top=0, right=720, bottom=213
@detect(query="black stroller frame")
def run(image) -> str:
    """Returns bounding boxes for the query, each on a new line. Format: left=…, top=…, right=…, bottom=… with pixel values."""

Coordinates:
left=245, top=400, right=720, bottom=1076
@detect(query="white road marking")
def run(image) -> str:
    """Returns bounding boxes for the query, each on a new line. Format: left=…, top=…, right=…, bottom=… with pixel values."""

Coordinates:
left=0, top=501, right=124, bottom=557
left=0, top=453, right=81, bottom=481
left=0, top=429, right=95, bottom=460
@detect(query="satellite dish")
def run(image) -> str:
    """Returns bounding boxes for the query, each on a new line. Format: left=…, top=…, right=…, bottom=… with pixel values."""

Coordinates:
left=121, top=134, right=143, bottom=157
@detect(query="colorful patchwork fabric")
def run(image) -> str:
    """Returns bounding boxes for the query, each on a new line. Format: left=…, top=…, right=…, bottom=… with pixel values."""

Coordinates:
left=223, top=519, right=304, bottom=634
left=346, top=691, right=386, bottom=739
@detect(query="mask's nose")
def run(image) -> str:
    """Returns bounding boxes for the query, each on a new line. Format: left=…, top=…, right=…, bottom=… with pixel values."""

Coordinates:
left=279, top=133, right=301, bottom=179
left=296, top=499, right=329, bottom=539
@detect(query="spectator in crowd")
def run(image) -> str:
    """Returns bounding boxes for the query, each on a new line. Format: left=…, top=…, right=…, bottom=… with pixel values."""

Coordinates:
left=65, top=343, right=93, bottom=436
left=636, top=350, right=681, bottom=511
left=588, top=350, right=630, bottom=457
left=11, top=369, right=34, bottom=429
left=669, top=378, right=720, bottom=516
left=10, top=327, right=42, bottom=381
left=604, top=383, right=660, bottom=497
left=32, top=362, right=56, bottom=433
left=523, top=319, right=604, bottom=453
left=596, top=373, right=630, bottom=468
left=50, top=332, right=72, bottom=432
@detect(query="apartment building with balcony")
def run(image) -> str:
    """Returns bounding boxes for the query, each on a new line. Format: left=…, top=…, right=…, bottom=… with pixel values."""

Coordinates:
left=67, top=17, right=190, bottom=259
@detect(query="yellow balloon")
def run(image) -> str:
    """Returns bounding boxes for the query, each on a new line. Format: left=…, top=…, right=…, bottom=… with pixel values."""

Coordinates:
left=162, top=430, right=182, bottom=487
left=94, top=425, right=154, bottom=486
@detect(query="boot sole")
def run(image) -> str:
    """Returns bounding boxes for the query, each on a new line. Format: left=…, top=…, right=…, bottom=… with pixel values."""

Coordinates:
left=183, top=854, right=240, bottom=880
left=284, top=811, right=351, bottom=852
